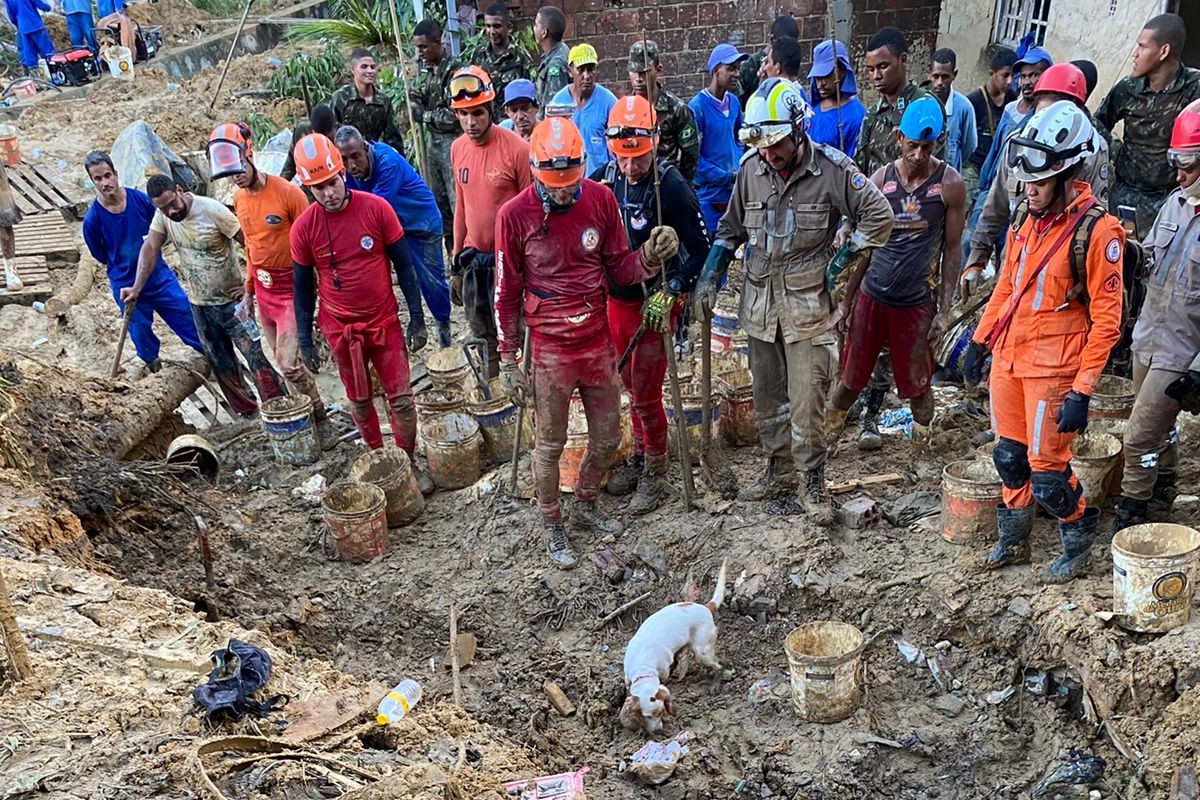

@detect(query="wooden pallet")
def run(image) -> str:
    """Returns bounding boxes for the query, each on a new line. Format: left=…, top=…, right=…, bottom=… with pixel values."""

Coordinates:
left=0, top=254, right=51, bottom=305
left=14, top=212, right=77, bottom=259
left=7, top=160, right=82, bottom=216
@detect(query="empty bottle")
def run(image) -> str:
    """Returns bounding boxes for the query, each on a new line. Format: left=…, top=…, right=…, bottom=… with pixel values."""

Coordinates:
left=234, top=303, right=261, bottom=342
left=376, top=679, right=422, bottom=725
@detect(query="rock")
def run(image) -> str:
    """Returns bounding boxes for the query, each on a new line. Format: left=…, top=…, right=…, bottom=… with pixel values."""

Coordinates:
left=634, top=541, right=668, bottom=575
left=1007, top=596, right=1033, bottom=618
left=749, top=596, right=776, bottom=618
left=932, top=694, right=965, bottom=718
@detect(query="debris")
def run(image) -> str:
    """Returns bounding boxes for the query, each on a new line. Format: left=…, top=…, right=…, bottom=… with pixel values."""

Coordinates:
left=1030, top=749, right=1106, bottom=798
left=542, top=681, right=576, bottom=717
left=894, top=637, right=925, bottom=665
left=592, top=548, right=626, bottom=583
left=592, top=591, right=653, bottom=631
left=442, top=632, right=477, bottom=671
left=830, top=473, right=903, bottom=495
left=851, top=732, right=903, bottom=748
left=748, top=596, right=776, bottom=618
left=985, top=686, right=1016, bottom=705
left=880, top=492, right=941, bottom=526
left=747, top=679, right=771, bottom=705
left=0, top=565, right=33, bottom=680
left=1007, top=597, right=1032, bottom=618
left=835, top=496, right=879, bottom=528
left=291, top=474, right=327, bottom=503
left=633, top=541, right=668, bottom=575
left=877, top=407, right=913, bottom=437
left=928, top=655, right=952, bottom=693
left=1024, top=669, right=1049, bottom=696
left=192, top=639, right=285, bottom=722
left=932, top=694, right=965, bottom=718
left=622, top=731, right=695, bottom=785
left=1171, top=765, right=1197, bottom=799
left=449, top=606, right=464, bottom=706
left=503, top=767, right=589, bottom=798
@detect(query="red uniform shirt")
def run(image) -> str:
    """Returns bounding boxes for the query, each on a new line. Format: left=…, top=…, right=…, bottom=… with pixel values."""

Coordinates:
left=494, top=179, right=652, bottom=357
left=290, top=190, right=404, bottom=325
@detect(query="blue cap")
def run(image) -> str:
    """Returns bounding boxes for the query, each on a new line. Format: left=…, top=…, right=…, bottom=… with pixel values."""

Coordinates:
left=1014, top=47, right=1053, bottom=70
left=807, top=40, right=857, bottom=99
left=503, top=79, right=537, bottom=108
left=706, top=43, right=747, bottom=73
left=898, top=96, right=945, bottom=141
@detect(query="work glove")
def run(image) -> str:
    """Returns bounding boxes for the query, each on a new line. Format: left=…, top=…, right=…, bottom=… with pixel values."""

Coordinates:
left=643, top=225, right=679, bottom=266
left=406, top=318, right=428, bottom=354
left=693, top=243, right=734, bottom=318
left=642, top=280, right=681, bottom=333
left=1165, top=371, right=1200, bottom=414
left=410, top=106, right=425, bottom=124
left=825, top=243, right=868, bottom=298
left=500, top=359, right=528, bottom=406
left=961, top=341, right=987, bottom=386
left=960, top=264, right=984, bottom=301
left=1055, top=390, right=1091, bottom=434
left=299, top=341, right=321, bottom=373
left=450, top=274, right=464, bottom=306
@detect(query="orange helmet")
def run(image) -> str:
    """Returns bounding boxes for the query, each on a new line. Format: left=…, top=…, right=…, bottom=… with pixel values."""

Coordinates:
left=293, top=133, right=344, bottom=186
left=530, top=117, right=585, bottom=188
left=449, top=66, right=496, bottom=110
left=606, top=95, right=658, bottom=158
left=207, top=122, right=252, bottom=180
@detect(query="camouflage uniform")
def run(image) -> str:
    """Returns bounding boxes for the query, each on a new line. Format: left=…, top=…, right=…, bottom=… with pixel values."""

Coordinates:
left=628, top=42, right=701, bottom=182
left=535, top=41, right=570, bottom=113
left=469, top=40, right=533, bottom=120
left=411, top=55, right=462, bottom=252
left=737, top=50, right=764, bottom=108
left=1094, top=65, right=1200, bottom=234
left=854, top=82, right=945, bottom=177
left=330, top=83, right=406, bottom=155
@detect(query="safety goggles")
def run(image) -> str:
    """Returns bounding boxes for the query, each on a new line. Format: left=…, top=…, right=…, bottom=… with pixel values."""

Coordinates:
left=605, top=124, right=656, bottom=140
left=1006, top=135, right=1093, bottom=175
left=1168, top=150, right=1200, bottom=170
left=448, top=73, right=492, bottom=102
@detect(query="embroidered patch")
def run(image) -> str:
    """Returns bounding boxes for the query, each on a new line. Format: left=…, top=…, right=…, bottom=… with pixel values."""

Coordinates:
left=631, top=214, right=648, bottom=231
left=1104, top=272, right=1121, bottom=293
left=265, top=214, right=282, bottom=225
left=1105, top=238, right=1121, bottom=263
left=850, top=172, right=867, bottom=190
left=1099, top=164, right=1109, bottom=181
left=581, top=227, right=600, bottom=252
left=360, top=235, right=375, bottom=251
left=256, top=269, right=272, bottom=288
left=927, top=183, right=942, bottom=197
left=881, top=181, right=897, bottom=194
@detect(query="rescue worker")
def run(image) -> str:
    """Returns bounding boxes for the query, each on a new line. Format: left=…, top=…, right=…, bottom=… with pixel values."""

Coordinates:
left=449, top=66, right=532, bottom=376
left=411, top=19, right=461, bottom=256
left=693, top=79, right=893, bottom=521
left=333, top=124, right=453, bottom=348
left=1095, top=14, right=1200, bottom=233
left=532, top=5, right=569, bottom=112
left=208, top=124, right=332, bottom=439
left=501, top=79, right=538, bottom=140
left=1112, top=101, right=1200, bottom=531
left=330, top=49, right=406, bottom=155
left=468, top=2, right=533, bottom=121
left=494, top=117, right=680, bottom=567
left=593, top=95, right=709, bottom=513
left=827, top=98, right=966, bottom=449
left=737, top=15, right=799, bottom=108
left=690, top=43, right=748, bottom=236
left=551, top=44, right=617, bottom=174
left=807, top=39, right=866, bottom=158
left=627, top=40, right=700, bottom=182
left=962, top=101, right=1124, bottom=581
left=289, top=134, right=435, bottom=493
left=129, top=175, right=286, bottom=418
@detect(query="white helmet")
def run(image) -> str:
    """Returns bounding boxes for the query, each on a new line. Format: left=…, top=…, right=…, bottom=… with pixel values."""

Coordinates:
left=1007, top=100, right=1097, bottom=183
left=739, top=77, right=810, bottom=148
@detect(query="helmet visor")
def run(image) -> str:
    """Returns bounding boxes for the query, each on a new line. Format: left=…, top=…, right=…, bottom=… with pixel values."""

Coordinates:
left=1006, top=135, right=1094, bottom=177
left=207, top=139, right=246, bottom=180
left=449, top=73, right=490, bottom=102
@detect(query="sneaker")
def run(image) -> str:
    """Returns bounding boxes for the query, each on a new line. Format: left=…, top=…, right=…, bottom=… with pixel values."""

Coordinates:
left=605, top=455, right=643, bottom=496
left=570, top=499, right=624, bottom=536
left=545, top=522, right=578, bottom=569
left=741, top=456, right=796, bottom=501
left=413, top=465, right=436, bottom=496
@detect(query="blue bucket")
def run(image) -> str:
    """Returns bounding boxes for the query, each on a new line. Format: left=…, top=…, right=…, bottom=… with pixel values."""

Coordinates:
left=261, top=395, right=319, bottom=466
left=468, top=384, right=528, bottom=462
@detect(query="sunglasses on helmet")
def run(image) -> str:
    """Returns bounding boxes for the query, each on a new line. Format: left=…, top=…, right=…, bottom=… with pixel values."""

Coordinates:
left=449, top=73, right=491, bottom=101
left=1168, top=151, right=1200, bottom=170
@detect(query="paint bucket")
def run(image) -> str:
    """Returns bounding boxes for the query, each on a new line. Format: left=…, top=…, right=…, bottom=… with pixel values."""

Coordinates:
left=1090, top=418, right=1128, bottom=496
left=260, top=395, right=320, bottom=466
left=784, top=621, right=865, bottom=723
left=665, top=384, right=721, bottom=458
left=937, top=318, right=978, bottom=377
left=1070, top=431, right=1122, bottom=508
left=0, top=125, right=20, bottom=167
left=467, top=380, right=529, bottom=463
left=415, top=387, right=465, bottom=421
left=559, top=394, right=629, bottom=492
left=940, top=459, right=1001, bottom=544
left=349, top=447, right=424, bottom=528
left=1112, top=523, right=1200, bottom=633
left=975, top=440, right=997, bottom=461
left=710, top=300, right=740, bottom=354
left=425, top=347, right=473, bottom=393
left=716, top=367, right=756, bottom=447
left=103, top=46, right=134, bottom=81
left=322, top=481, right=388, bottom=563
left=419, top=412, right=481, bottom=489
left=1089, top=375, right=1135, bottom=420
left=166, top=434, right=219, bottom=481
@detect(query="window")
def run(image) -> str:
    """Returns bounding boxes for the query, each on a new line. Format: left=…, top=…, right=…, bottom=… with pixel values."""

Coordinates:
left=992, top=0, right=1052, bottom=49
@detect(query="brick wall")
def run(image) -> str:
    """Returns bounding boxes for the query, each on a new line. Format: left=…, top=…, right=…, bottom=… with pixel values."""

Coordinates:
left=511, top=0, right=943, bottom=102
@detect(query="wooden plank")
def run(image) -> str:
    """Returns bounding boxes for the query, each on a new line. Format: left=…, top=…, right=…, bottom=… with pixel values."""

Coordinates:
left=0, top=286, right=51, bottom=306
left=1172, top=766, right=1198, bottom=800
left=15, top=163, right=76, bottom=208
left=13, top=214, right=76, bottom=257
left=6, top=168, right=54, bottom=213
left=830, top=472, right=904, bottom=495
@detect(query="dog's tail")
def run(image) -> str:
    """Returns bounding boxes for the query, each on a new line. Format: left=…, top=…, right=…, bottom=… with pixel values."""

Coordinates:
left=705, top=558, right=728, bottom=612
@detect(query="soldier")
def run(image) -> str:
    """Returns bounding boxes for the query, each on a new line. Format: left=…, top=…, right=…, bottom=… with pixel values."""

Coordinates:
left=468, top=2, right=533, bottom=121
left=694, top=79, right=893, bottom=522
left=411, top=18, right=462, bottom=255
left=330, top=49, right=406, bottom=155
left=1095, top=13, right=1200, bottom=233
left=856, top=26, right=938, bottom=178
left=533, top=5, right=569, bottom=112
left=627, top=40, right=700, bottom=182
left=737, top=15, right=799, bottom=108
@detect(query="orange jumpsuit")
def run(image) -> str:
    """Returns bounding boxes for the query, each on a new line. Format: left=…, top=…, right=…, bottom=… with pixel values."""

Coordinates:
left=973, top=182, right=1124, bottom=520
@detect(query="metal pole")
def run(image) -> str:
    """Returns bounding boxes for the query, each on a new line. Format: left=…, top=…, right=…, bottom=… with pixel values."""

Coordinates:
left=208, top=0, right=255, bottom=112
left=663, top=330, right=694, bottom=510
left=509, top=325, right=532, bottom=494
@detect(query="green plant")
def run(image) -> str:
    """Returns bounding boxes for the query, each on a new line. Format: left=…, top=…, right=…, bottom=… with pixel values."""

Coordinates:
left=243, top=111, right=282, bottom=150
left=288, top=0, right=418, bottom=54
left=190, top=0, right=245, bottom=18
left=267, top=41, right=348, bottom=103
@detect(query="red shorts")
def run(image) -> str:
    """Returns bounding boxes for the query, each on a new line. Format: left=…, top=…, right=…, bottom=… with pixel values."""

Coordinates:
left=840, top=295, right=935, bottom=399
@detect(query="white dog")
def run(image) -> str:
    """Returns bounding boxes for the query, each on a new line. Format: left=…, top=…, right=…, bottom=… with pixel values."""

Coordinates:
left=619, top=560, right=728, bottom=733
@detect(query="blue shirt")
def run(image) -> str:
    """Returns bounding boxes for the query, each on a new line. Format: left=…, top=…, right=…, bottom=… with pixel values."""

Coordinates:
left=5, top=0, right=49, bottom=32
left=944, top=88, right=978, bottom=172
left=688, top=89, right=744, bottom=204
left=61, top=0, right=91, bottom=15
left=83, top=188, right=175, bottom=289
left=551, top=84, right=617, bottom=175
left=344, top=141, right=442, bottom=237
left=976, top=101, right=1032, bottom=203
left=808, top=96, right=867, bottom=158
left=95, top=0, right=122, bottom=17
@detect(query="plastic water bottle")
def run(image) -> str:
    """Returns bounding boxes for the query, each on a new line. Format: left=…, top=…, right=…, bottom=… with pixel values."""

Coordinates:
left=376, top=679, right=422, bottom=725
left=234, top=303, right=261, bottom=342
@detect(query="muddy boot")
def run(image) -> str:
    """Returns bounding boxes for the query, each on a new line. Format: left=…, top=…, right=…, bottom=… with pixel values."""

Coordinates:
left=800, top=467, right=834, bottom=526
left=145, top=358, right=162, bottom=374
left=413, top=464, right=436, bottom=496
left=436, top=320, right=452, bottom=349
left=983, top=504, right=1033, bottom=569
left=628, top=456, right=666, bottom=516
left=605, top=455, right=642, bottom=496
left=1149, top=471, right=1177, bottom=519
left=544, top=521, right=578, bottom=569
left=1042, top=507, right=1100, bottom=583
left=741, top=456, right=797, bottom=501
left=1111, top=496, right=1148, bottom=534
left=823, top=408, right=849, bottom=458
left=858, top=387, right=884, bottom=451
left=571, top=499, right=624, bottom=536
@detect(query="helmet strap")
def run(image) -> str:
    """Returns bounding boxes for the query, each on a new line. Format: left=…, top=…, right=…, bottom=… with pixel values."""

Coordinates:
left=535, top=181, right=580, bottom=213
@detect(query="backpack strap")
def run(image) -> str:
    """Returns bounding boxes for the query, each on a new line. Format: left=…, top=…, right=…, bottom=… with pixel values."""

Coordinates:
left=1010, top=199, right=1029, bottom=235
left=603, top=159, right=618, bottom=185
left=1065, top=204, right=1107, bottom=307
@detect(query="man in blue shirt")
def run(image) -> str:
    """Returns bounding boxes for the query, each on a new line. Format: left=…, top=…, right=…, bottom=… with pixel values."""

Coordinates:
left=61, top=0, right=97, bottom=50
left=5, top=0, right=53, bottom=72
left=80, top=151, right=202, bottom=373
left=550, top=43, right=616, bottom=174
left=334, top=125, right=453, bottom=348
left=927, top=48, right=977, bottom=171
left=689, top=43, right=747, bottom=235
left=807, top=39, right=866, bottom=157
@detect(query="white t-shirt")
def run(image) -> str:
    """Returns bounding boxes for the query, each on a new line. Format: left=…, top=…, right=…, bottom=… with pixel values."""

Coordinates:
left=150, top=194, right=242, bottom=305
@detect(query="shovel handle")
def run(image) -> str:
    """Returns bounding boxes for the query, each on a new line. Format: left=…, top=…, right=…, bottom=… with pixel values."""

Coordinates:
left=509, top=326, right=532, bottom=493
left=110, top=299, right=136, bottom=378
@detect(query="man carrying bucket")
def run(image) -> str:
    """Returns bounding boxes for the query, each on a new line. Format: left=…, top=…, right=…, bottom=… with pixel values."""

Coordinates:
left=494, top=117, right=680, bottom=568
left=288, top=134, right=435, bottom=496
left=1112, top=100, right=1200, bottom=533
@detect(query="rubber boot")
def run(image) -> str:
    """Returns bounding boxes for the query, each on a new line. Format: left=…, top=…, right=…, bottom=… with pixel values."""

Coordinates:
left=146, top=358, right=162, bottom=374
left=544, top=521, right=578, bottom=569
left=800, top=466, right=833, bottom=526
left=1111, top=496, right=1148, bottom=534
left=983, top=504, right=1033, bottom=569
left=1149, top=471, right=1177, bottom=519
left=1042, top=508, right=1101, bottom=583
left=858, top=387, right=884, bottom=451
left=436, top=319, right=452, bottom=349
left=606, top=455, right=642, bottom=496
left=823, top=408, right=849, bottom=458
left=571, top=499, right=624, bottom=536
left=741, top=456, right=797, bottom=501
left=627, top=454, right=666, bottom=516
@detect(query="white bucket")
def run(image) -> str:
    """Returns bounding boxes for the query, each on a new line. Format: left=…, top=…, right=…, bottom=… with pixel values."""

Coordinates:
left=104, top=46, right=134, bottom=81
left=784, top=621, right=865, bottom=723
left=1112, top=523, right=1200, bottom=633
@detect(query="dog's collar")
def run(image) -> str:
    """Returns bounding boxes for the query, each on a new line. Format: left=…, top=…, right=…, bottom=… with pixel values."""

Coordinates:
left=631, top=673, right=658, bottom=687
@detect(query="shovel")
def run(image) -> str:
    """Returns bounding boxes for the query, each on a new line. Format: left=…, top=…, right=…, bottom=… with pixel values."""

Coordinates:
left=110, top=299, right=136, bottom=378
left=462, top=338, right=491, bottom=400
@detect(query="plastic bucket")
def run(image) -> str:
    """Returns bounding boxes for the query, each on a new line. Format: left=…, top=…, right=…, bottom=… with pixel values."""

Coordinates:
left=166, top=434, right=219, bottom=481
left=1112, top=523, right=1200, bottom=633
left=322, top=481, right=388, bottom=563
left=419, top=412, right=481, bottom=489
left=975, top=440, right=996, bottom=461
left=665, top=386, right=721, bottom=457
left=941, top=459, right=1001, bottom=544
left=559, top=394, right=629, bottom=492
left=261, top=395, right=319, bottom=466
left=0, top=125, right=20, bottom=167
left=716, top=367, right=756, bottom=447
left=104, top=46, right=134, bottom=80
left=425, top=348, right=473, bottom=393
left=1090, top=418, right=1128, bottom=496
left=468, top=381, right=529, bottom=463
left=784, top=621, right=865, bottom=723
left=710, top=300, right=740, bottom=353
left=1089, top=375, right=1135, bottom=420
left=415, top=387, right=465, bottom=421
left=349, top=447, right=424, bottom=528
left=1070, top=432, right=1122, bottom=508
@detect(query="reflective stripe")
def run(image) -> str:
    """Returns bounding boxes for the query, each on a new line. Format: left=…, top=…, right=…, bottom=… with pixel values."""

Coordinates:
left=1032, top=399, right=1046, bottom=457
left=1014, top=243, right=1029, bottom=289
left=1032, top=267, right=1046, bottom=311
left=1138, top=452, right=1159, bottom=469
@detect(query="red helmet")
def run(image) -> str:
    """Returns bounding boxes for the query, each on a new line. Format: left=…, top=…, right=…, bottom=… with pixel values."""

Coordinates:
left=1033, top=63, right=1087, bottom=105
left=1169, top=99, right=1200, bottom=154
